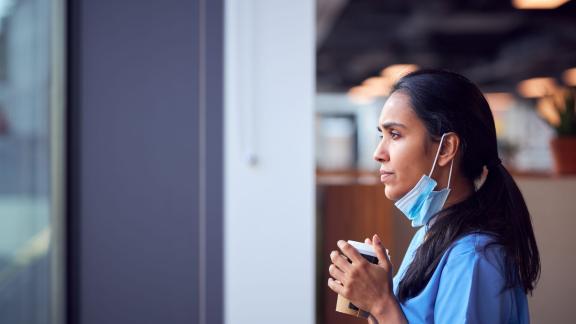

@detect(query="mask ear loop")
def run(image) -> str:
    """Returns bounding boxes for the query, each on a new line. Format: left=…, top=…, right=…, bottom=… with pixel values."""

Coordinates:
left=428, top=133, right=448, bottom=177
left=446, top=159, right=454, bottom=189
left=428, top=133, right=455, bottom=190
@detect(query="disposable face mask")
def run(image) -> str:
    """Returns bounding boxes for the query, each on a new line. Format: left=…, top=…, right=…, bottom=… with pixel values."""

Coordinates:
left=394, top=133, right=454, bottom=227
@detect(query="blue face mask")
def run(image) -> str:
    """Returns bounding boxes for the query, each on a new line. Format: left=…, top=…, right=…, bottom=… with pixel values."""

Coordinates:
left=394, top=133, right=454, bottom=228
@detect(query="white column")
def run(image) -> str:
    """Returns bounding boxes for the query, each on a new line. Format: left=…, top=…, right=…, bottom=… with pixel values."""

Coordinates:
left=224, top=1, right=315, bottom=324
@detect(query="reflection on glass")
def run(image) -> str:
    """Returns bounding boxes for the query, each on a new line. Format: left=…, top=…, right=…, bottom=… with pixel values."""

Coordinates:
left=0, top=0, right=64, bottom=323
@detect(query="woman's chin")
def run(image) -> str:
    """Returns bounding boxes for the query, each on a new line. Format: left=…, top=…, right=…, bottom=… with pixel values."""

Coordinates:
left=384, top=186, right=398, bottom=201
left=384, top=185, right=407, bottom=201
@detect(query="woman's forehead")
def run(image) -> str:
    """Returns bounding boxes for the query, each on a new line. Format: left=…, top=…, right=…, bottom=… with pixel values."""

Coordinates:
left=378, top=92, right=418, bottom=126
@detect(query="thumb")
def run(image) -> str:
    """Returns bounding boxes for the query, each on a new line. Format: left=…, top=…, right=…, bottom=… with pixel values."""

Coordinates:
left=372, top=234, right=391, bottom=270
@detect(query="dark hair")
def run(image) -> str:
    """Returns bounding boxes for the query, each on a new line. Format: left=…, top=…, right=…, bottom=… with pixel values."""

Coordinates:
left=392, top=69, right=540, bottom=302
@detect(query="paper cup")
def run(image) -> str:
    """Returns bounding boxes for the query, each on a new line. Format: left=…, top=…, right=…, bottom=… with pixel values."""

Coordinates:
left=334, top=240, right=379, bottom=318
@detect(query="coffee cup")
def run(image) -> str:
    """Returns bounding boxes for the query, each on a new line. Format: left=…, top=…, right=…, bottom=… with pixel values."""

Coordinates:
left=334, top=240, right=379, bottom=318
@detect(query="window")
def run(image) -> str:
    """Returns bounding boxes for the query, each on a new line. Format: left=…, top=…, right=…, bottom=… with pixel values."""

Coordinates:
left=0, top=0, right=65, bottom=323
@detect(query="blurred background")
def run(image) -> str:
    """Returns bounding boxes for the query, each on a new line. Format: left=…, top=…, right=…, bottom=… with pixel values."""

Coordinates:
left=315, top=1, right=576, bottom=324
left=0, top=0, right=574, bottom=323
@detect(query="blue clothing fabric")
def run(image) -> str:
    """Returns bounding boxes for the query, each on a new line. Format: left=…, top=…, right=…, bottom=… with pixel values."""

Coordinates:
left=392, top=227, right=529, bottom=323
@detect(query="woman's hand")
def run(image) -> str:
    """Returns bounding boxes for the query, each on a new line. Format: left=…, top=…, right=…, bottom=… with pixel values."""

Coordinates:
left=327, top=234, right=406, bottom=324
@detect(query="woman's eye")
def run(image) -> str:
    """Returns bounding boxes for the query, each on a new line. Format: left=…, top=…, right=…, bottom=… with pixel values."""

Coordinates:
left=377, top=131, right=400, bottom=140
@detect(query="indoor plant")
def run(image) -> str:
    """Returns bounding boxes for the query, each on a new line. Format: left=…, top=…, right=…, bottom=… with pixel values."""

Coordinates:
left=539, top=87, right=576, bottom=174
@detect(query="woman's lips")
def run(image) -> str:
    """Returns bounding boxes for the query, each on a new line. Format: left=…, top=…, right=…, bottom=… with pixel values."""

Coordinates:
left=380, top=174, right=393, bottom=183
left=379, top=170, right=394, bottom=183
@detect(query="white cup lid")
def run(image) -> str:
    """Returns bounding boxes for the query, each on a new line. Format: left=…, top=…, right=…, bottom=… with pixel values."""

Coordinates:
left=347, top=240, right=376, bottom=257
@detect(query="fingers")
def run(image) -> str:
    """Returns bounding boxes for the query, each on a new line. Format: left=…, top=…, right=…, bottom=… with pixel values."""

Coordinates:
left=330, top=250, right=352, bottom=272
left=337, top=240, right=365, bottom=264
left=328, top=263, right=346, bottom=284
left=327, top=277, right=344, bottom=295
left=364, top=237, right=372, bottom=245
left=372, top=234, right=392, bottom=271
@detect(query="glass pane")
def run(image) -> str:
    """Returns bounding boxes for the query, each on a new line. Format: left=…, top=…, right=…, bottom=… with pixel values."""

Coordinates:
left=0, top=0, right=64, bottom=323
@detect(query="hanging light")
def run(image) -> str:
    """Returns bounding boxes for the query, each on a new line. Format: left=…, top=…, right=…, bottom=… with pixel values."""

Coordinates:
left=362, top=76, right=394, bottom=97
left=512, top=0, right=570, bottom=9
left=380, top=64, right=419, bottom=82
left=484, top=92, right=515, bottom=112
left=517, top=77, right=558, bottom=98
left=348, top=64, right=419, bottom=105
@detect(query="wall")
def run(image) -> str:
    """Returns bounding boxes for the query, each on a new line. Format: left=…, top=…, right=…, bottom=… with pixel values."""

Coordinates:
left=519, top=177, right=576, bottom=323
left=69, top=0, right=224, bottom=323
left=224, top=1, right=315, bottom=323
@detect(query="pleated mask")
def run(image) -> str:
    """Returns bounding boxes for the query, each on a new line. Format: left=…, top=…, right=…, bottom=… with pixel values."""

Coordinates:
left=394, top=133, right=454, bottom=227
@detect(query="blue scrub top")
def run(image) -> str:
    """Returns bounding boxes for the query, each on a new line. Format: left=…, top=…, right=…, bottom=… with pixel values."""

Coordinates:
left=392, top=227, right=529, bottom=323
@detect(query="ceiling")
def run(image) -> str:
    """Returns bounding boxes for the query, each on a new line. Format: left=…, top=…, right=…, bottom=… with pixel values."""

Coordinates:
left=316, top=0, right=576, bottom=93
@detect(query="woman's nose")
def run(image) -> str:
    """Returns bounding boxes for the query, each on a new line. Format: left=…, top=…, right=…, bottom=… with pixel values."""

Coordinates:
left=373, top=141, right=389, bottom=163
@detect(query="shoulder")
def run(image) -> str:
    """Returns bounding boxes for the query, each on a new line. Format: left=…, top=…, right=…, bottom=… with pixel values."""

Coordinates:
left=442, top=232, right=507, bottom=275
left=434, top=233, right=524, bottom=324
left=449, top=232, right=501, bottom=254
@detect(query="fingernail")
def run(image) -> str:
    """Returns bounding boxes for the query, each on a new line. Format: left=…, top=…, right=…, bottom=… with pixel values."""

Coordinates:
left=337, top=240, right=345, bottom=247
left=374, top=235, right=381, bottom=244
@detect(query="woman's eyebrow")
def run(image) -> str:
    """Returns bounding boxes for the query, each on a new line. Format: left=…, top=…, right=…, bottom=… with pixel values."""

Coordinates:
left=377, top=122, right=407, bottom=132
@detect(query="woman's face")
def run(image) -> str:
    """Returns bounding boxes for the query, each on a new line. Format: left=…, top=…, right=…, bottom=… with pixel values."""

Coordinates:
left=373, top=91, right=438, bottom=201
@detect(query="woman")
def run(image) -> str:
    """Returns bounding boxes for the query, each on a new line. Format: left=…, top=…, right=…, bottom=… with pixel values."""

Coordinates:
left=327, top=70, right=540, bottom=323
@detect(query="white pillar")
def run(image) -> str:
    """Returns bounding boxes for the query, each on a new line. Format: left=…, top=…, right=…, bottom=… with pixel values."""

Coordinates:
left=224, top=1, right=315, bottom=324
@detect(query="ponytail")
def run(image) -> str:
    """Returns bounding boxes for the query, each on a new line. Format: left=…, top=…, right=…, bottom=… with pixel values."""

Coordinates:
left=477, top=163, right=540, bottom=293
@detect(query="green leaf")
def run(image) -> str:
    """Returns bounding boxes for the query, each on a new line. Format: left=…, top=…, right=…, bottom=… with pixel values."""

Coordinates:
left=555, top=89, right=576, bottom=136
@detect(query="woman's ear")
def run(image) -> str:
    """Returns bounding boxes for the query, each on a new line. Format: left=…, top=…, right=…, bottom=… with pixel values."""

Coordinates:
left=438, top=133, right=459, bottom=167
